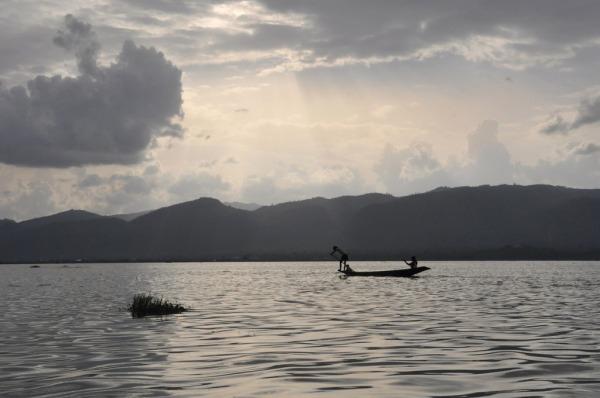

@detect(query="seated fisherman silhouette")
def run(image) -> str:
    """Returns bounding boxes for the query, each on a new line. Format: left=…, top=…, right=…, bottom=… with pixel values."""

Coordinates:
left=330, top=245, right=350, bottom=271
left=404, top=256, right=418, bottom=270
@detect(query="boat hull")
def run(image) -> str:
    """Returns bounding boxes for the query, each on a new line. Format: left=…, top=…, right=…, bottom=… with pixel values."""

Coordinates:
left=339, top=266, right=430, bottom=277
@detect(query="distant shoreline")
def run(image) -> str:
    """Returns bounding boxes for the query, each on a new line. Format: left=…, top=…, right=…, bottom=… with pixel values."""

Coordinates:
left=4, top=252, right=600, bottom=265
left=3, top=185, right=600, bottom=264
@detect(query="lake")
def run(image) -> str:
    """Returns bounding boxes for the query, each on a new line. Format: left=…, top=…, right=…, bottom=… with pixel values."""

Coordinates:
left=1, top=261, right=599, bottom=397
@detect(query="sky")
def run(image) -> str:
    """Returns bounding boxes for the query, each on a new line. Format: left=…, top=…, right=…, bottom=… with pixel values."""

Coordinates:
left=1, top=0, right=600, bottom=220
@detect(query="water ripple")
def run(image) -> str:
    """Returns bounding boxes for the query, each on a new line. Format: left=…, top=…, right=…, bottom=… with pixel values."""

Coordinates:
left=1, top=261, right=599, bottom=397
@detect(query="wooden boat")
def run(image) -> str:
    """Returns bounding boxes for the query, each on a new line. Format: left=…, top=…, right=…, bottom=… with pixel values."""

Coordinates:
left=338, top=266, right=430, bottom=277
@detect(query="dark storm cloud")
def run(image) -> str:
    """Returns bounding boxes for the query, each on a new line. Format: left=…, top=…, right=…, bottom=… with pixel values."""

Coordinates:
left=12, top=1, right=591, bottom=78
left=541, top=95, right=600, bottom=135
left=253, top=0, right=600, bottom=67
left=0, top=15, right=183, bottom=168
left=7, top=1, right=599, bottom=79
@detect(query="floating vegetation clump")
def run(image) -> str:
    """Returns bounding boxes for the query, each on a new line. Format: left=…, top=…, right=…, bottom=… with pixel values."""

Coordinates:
left=128, top=293, right=188, bottom=318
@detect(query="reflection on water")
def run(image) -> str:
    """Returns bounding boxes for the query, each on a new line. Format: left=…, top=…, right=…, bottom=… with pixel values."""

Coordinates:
left=1, top=261, right=599, bottom=397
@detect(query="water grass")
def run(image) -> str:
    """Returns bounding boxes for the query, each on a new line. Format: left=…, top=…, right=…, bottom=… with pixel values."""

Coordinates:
left=128, top=293, right=188, bottom=318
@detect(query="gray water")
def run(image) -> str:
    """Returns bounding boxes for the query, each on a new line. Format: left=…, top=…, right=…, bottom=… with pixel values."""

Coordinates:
left=1, top=261, right=599, bottom=397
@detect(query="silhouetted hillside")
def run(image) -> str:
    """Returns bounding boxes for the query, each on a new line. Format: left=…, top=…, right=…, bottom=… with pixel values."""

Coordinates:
left=349, top=185, right=600, bottom=257
left=129, top=198, right=255, bottom=258
left=0, top=215, right=132, bottom=262
left=1, top=185, right=600, bottom=262
left=251, top=194, right=395, bottom=255
left=0, top=219, right=17, bottom=237
left=18, top=210, right=102, bottom=231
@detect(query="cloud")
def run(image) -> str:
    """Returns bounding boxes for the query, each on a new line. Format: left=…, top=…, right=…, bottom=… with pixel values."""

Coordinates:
left=0, top=23, right=60, bottom=77
left=70, top=169, right=163, bottom=215
left=374, top=142, right=451, bottom=195
left=371, top=105, right=396, bottom=119
left=574, top=142, right=600, bottom=156
left=516, top=150, right=600, bottom=188
left=198, top=160, right=218, bottom=168
left=375, top=119, right=600, bottom=196
left=5, top=1, right=600, bottom=82
left=375, top=121, right=514, bottom=195
left=143, top=164, right=160, bottom=176
left=122, top=0, right=198, bottom=14
left=53, top=14, right=101, bottom=76
left=376, top=142, right=441, bottom=184
left=111, top=174, right=154, bottom=195
left=571, top=96, right=600, bottom=130
left=250, top=1, right=600, bottom=73
left=464, top=120, right=513, bottom=184
left=168, top=172, right=231, bottom=202
left=241, top=165, right=367, bottom=204
left=541, top=95, right=600, bottom=135
left=540, top=115, right=570, bottom=135
left=71, top=169, right=233, bottom=215
left=78, top=174, right=103, bottom=188
left=0, top=15, right=183, bottom=168
left=0, top=179, right=57, bottom=221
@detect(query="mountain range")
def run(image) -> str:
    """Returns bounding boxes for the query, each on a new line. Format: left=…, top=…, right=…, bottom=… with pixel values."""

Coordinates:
left=1, top=184, right=599, bottom=263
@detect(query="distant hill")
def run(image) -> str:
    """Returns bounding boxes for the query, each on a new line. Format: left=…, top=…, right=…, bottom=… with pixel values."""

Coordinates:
left=16, top=210, right=103, bottom=231
left=1, top=185, right=599, bottom=262
left=128, top=198, right=254, bottom=259
left=0, top=218, right=17, bottom=236
left=349, top=185, right=600, bottom=258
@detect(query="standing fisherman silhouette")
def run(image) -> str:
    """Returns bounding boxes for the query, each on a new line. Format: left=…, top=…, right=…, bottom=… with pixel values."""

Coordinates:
left=330, top=246, right=349, bottom=271
left=405, top=256, right=418, bottom=270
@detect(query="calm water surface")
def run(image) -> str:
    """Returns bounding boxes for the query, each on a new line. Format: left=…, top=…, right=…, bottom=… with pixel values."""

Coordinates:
left=1, top=261, right=600, bottom=397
